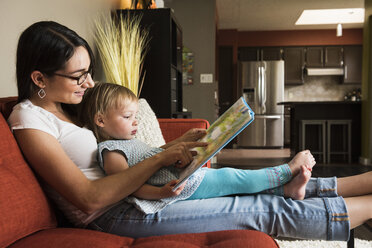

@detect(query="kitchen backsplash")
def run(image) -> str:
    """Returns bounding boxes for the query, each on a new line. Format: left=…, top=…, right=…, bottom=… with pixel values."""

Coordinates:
left=284, top=76, right=359, bottom=102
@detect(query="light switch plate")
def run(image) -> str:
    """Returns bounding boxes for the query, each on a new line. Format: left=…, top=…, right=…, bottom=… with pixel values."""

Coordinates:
left=200, top=73, right=213, bottom=83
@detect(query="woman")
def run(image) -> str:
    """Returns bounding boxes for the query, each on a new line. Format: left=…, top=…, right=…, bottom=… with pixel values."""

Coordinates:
left=8, top=21, right=372, bottom=241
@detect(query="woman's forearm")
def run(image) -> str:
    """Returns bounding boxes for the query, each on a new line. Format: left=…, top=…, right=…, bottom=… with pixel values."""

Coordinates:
left=14, top=129, right=201, bottom=214
left=84, top=153, right=164, bottom=212
left=14, top=129, right=164, bottom=213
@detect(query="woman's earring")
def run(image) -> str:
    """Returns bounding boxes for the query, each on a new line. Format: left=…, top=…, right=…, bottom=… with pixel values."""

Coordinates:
left=38, top=88, right=46, bottom=99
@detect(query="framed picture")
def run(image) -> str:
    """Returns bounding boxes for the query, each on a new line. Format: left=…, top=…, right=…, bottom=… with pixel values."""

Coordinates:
left=182, top=47, right=194, bottom=85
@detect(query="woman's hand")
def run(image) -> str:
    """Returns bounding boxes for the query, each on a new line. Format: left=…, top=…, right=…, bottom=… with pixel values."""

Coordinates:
left=159, top=180, right=186, bottom=198
left=157, top=141, right=208, bottom=168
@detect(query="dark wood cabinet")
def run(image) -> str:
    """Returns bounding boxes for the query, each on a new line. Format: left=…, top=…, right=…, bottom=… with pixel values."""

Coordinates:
left=262, top=47, right=283, bottom=60
left=238, top=47, right=282, bottom=61
left=287, top=102, right=361, bottom=163
left=283, top=47, right=305, bottom=85
left=343, top=45, right=362, bottom=84
left=325, top=46, right=343, bottom=67
left=306, top=47, right=323, bottom=67
left=117, top=8, right=184, bottom=118
left=238, top=47, right=259, bottom=61
left=306, top=46, right=343, bottom=67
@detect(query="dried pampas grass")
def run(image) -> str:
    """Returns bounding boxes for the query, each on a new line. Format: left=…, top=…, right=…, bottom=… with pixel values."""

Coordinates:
left=94, top=13, right=149, bottom=96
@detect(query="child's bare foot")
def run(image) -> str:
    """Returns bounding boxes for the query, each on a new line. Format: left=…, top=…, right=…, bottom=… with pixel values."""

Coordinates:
left=283, top=165, right=311, bottom=200
left=288, top=150, right=316, bottom=176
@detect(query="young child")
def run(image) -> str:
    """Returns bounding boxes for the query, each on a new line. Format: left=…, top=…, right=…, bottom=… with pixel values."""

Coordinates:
left=80, top=82, right=315, bottom=214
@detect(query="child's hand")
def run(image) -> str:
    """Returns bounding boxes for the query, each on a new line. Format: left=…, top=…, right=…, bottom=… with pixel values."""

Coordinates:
left=159, top=141, right=208, bottom=167
left=159, top=180, right=186, bottom=198
left=160, top=128, right=207, bottom=150
left=178, top=128, right=207, bottom=142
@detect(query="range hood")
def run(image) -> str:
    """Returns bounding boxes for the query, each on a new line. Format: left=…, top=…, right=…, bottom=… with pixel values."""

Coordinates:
left=306, top=67, right=344, bottom=76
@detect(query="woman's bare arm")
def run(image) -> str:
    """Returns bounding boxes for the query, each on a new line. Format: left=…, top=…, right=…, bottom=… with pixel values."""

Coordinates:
left=14, top=129, right=206, bottom=213
left=14, top=129, right=165, bottom=213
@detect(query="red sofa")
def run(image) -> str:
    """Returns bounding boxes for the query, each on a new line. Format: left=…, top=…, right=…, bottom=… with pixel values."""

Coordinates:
left=0, top=97, right=279, bottom=248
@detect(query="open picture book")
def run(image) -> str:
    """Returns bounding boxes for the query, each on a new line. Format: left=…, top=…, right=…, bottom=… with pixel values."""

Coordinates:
left=173, top=96, right=255, bottom=190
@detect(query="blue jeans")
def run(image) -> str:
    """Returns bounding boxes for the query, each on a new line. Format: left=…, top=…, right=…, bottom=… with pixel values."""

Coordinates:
left=87, top=177, right=350, bottom=241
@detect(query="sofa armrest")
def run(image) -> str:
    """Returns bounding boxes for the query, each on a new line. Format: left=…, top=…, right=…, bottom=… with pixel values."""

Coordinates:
left=158, top=118, right=211, bottom=168
left=0, top=96, right=17, bottom=119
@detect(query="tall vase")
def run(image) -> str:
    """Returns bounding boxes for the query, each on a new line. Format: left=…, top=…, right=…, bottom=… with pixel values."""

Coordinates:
left=135, top=98, right=166, bottom=147
left=118, top=0, right=133, bottom=9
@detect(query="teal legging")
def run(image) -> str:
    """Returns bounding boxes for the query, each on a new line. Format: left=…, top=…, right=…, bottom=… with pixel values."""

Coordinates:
left=188, top=164, right=291, bottom=199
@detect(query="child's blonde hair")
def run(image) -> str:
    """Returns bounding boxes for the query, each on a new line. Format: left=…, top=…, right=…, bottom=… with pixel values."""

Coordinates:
left=79, top=82, right=138, bottom=142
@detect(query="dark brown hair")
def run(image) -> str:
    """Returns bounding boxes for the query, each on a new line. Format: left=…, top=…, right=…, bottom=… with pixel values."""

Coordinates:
left=16, top=21, right=95, bottom=115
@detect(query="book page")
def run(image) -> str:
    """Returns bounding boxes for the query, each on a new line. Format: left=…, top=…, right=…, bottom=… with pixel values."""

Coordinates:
left=173, top=97, right=254, bottom=190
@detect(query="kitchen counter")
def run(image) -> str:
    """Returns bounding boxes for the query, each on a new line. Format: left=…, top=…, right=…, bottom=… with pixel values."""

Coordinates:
left=278, top=101, right=361, bottom=105
left=281, top=101, right=361, bottom=163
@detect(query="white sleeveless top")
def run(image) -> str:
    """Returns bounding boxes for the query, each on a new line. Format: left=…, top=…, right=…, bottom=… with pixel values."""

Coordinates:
left=7, top=100, right=116, bottom=227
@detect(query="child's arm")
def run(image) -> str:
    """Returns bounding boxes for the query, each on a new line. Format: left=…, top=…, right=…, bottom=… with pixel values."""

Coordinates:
left=102, top=150, right=185, bottom=199
left=161, top=128, right=207, bottom=149
left=102, top=150, right=131, bottom=175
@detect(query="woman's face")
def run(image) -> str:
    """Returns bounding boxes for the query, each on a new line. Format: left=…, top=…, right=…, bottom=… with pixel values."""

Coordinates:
left=43, top=46, right=94, bottom=104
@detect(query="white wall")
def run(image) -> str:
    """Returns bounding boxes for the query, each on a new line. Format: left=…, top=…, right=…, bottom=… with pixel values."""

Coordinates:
left=0, top=0, right=111, bottom=97
left=165, top=0, right=217, bottom=123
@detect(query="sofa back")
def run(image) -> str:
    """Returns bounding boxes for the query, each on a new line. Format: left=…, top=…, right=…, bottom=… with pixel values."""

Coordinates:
left=0, top=97, right=57, bottom=248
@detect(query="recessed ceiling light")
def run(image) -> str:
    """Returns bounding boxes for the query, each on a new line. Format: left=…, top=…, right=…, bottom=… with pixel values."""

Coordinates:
left=296, top=8, right=364, bottom=25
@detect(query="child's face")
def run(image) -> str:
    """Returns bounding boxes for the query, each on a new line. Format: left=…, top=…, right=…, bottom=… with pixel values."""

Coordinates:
left=100, top=100, right=138, bottom=140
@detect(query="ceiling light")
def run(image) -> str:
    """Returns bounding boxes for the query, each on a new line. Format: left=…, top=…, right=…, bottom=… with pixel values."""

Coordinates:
left=296, top=8, right=364, bottom=25
left=336, top=23, right=342, bottom=37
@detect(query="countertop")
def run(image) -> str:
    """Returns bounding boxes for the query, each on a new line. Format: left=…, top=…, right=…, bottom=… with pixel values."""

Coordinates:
left=278, top=101, right=361, bottom=106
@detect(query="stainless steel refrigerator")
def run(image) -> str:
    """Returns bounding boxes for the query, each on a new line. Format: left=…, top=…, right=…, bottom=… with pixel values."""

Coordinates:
left=237, top=61, right=284, bottom=147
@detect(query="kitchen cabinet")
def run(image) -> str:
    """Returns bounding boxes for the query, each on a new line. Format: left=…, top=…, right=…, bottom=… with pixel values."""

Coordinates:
left=306, top=46, right=343, bottom=67
left=283, top=101, right=361, bottom=163
left=262, top=47, right=283, bottom=60
left=118, top=8, right=184, bottom=118
left=238, top=47, right=259, bottom=61
left=306, top=47, right=323, bottom=67
left=283, top=47, right=305, bottom=85
left=343, top=45, right=362, bottom=84
left=238, top=47, right=282, bottom=61
left=325, top=46, right=343, bottom=67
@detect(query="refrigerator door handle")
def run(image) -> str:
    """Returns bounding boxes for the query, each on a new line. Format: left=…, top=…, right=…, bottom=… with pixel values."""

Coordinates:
left=263, top=117, right=266, bottom=146
left=261, top=62, right=267, bottom=113
left=257, top=65, right=262, bottom=113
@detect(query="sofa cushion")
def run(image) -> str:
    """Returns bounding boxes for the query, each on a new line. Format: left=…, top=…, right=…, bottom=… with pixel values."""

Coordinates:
left=158, top=118, right=210, bottom=143
left=9, top=228, right=132, bottom=248
left=0, top=113, right=57, bottom=248
left=133, top=229, right=279, bottom=248
left=9, top=228, right=278, bottom=248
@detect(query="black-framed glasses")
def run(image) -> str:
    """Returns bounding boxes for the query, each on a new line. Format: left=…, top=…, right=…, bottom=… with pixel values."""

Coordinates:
left=53, top=68, right=92, bottom=86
